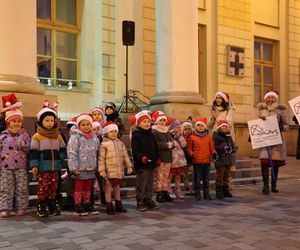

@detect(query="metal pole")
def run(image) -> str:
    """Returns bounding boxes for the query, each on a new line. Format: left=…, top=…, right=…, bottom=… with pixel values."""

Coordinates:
left=125, top=45, right=129, bottom=112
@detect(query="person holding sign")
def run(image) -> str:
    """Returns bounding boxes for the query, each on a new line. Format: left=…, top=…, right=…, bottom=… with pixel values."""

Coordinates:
left=257, top=89, right=289, bottom=194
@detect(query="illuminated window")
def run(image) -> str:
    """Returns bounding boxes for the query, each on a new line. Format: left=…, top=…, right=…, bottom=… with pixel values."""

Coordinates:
left=37, top=0, right=81, bottom=87
left=254, top=39, right=276, bottom=103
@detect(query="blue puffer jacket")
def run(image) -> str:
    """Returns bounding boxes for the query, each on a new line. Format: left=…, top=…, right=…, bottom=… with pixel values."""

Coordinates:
left=29, top=133, right=66, bottom=172
left=67, top=128, right=100, bottom=179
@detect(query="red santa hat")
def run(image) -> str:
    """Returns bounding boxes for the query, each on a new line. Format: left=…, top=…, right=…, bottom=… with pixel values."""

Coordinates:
left=102, top=122, right=118, bottom=135
left=36, top=100, right=57, bottom=123
left=91, top=107, right=104, bottom=116
left=195, top=117, right=208, bottom=129
left=135, top=111, right=151, bottom=126
left=264, top=89, right=279, bottom=101
left=2, top=93, right=22, bottom=112
left=5, top=109, right=23, bottom=124
left=76, top=113, right=93, bottom=126
left=151, top=110, right=167, bottom=124
left=217, top=119, right=229, bottom=130
left=215, top=91, right=229, bottom=103
left=92, top=121, right=101, bottom=129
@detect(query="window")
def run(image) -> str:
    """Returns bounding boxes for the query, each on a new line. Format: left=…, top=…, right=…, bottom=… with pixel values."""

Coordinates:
left=37, top=0, right=80, bottom=87
left=254, top=39, right=276, bottom=103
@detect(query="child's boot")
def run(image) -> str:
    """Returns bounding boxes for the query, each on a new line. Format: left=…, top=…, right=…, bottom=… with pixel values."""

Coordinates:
left=163, top=191, right=174, bottom=202
left=115, top=200, right=127, bottom=213
left=203, top=189, right=212, bottom=200
left=84, top=203, right=99, bottom=215
left=106, top=202, right=116, bottom=215
left=144, top=199, right=159, bottom=210
left=156, top=191, right=165, bottom=203
left=175, top=189, right=184, bottom=199
left=136, top=200, right=147, bottom=212
left=48, top=199, right=61, bottom=216
left=216, top=187, right=224, bottom=199
left=0, top=210, right=10, bottom=218
left=223, top=186, right=233, bottom=198
left=74, top=203, right=86, bottom=216
left=271, top=181, right=279, bottom=193
left=37, top=201, right=48, bottom=217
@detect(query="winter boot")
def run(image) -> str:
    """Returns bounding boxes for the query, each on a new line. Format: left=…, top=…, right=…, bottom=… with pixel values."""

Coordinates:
left=84, top=203, right=99, bottom=215
left=216, top=187, right=224, bottom=199
left=74, top=203, right=87, bottom=216
left=37, top=201, right=48, bottom=217
left=175, top=189, right=184, bottom=199
left=195, top=191, right=202, bottom=201
left=136, top=200, right=147, bottom=212
left=106, top=202, right=116, bottom=215
left=203, top=189, right=212, bottom=200
left=261, top=165, right=270, bottom=194
left=271, top=181, right=279, bottom=193
left=144, top=199, right=159, bottom=210
left=163, top=191, right=174, bottom=202
left=223, top=186, right=233, bottom=198
left=156, top=191, right=165, bottom=203
left=48, top=200, right=61, bottom=216
left=115, top=200, right=127, bottom=213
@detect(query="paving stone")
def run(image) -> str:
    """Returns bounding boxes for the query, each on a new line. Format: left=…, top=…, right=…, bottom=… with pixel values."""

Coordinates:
left=0, top=241, right=12, bottom=248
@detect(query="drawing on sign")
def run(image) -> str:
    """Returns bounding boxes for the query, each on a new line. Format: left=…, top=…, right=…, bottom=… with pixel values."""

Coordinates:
left=250, top=125, right=280, bottom=136
left=293, top=102, right=300, bottom=114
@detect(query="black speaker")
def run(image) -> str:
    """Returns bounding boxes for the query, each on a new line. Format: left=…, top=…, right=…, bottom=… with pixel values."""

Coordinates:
left=122, top=20, right=135, bottom=46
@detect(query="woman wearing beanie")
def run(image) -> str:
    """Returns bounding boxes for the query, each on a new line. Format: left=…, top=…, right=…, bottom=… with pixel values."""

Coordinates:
left=257, top=89, right=288, bottom=194
left=29, top=101, right=66, bottom=217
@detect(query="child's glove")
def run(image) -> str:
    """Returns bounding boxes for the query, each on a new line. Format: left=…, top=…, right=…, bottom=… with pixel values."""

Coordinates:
left=211, top=152, right=218, bottom=161
left=141, top=156, right=149, bottom=165
left=127, top=167, right=133, bottom=175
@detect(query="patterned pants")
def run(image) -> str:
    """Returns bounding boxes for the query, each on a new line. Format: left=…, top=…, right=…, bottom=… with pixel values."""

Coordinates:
left=37, top=172, right=58, bottom=201
left=74, top=179, right=93, bottom=205
left=0, top=169, right=29, bottom=211
left=154, top=162, right=171, bottom=192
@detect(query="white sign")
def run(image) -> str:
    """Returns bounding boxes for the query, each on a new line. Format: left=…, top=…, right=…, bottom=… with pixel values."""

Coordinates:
left=288, top=96, right=300, bottom=124
left=247, top=116, right=282, bottom=149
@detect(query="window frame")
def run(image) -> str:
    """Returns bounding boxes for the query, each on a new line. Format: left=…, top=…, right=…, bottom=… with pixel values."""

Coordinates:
left=254, top=38, right=276, bottom=103
left=37, top=0, right=82, bottom=87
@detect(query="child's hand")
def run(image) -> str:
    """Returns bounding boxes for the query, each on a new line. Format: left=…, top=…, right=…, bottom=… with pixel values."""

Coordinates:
left=127, top=167, right=133, bottom=175
left=72, top=169, right=80, bottom=175
left=100, top=171, right=106, bottom=177
left=32, top=167, right=38, bottom=175
left=211, top=152, right=218, bottom=161
left=141, top=156, right=149, bottom=164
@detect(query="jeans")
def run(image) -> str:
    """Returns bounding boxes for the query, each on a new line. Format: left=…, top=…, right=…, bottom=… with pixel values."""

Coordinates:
left=193, top=163, right=210, bottom=196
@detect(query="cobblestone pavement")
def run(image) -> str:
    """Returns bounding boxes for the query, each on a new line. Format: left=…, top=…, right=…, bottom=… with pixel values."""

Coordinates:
left=0, top=179, right=300, bottom=250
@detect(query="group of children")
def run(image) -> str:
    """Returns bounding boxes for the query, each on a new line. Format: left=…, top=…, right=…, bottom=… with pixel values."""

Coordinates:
left=0, top=93, right=237, bottom=218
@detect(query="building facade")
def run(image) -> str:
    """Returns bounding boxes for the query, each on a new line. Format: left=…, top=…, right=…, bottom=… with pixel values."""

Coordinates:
left=1, top=0, right=300, bottom=155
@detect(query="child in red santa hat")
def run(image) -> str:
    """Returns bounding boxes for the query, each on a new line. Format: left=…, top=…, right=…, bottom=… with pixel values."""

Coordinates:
left=98, top=122, right=133, bottom=215
left=91, top=107, right=106, bottom=127
left=0, top=94, right=31, bottom=218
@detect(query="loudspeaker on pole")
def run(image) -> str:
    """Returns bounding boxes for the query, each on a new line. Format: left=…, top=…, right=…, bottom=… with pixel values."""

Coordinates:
left=122, top=20, right=135, bottom=46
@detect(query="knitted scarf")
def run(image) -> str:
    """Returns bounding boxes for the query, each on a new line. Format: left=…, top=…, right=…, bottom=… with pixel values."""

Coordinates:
left=37, top=124, right=59, bottom=139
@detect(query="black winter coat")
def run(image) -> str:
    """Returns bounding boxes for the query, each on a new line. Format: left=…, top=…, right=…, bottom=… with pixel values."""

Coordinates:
left=131, top=127, right=159, bottom=169
left=212, top=131, right=236, bottom=168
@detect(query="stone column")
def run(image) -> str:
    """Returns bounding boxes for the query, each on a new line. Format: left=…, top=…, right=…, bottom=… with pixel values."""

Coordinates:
left=150, top=0, right=206, bottom=119
left=0, top=0, right=44, bottom=95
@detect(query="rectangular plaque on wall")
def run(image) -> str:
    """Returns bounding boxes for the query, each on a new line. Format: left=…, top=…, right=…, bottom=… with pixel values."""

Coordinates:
left=227, top=45, right=245, bottom=77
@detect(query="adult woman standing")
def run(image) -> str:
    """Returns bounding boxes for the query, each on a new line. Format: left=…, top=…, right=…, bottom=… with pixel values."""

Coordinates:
left=257, top=90, right=289, bottom=194
left=208, top=92, right=236, bottom=141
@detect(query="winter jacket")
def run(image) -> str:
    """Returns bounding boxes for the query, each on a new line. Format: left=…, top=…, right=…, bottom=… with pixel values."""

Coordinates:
left=208, top=103, right=236, bottom=141
left=212, top=131, right=236, bottom=168
left=98, top=137, right=132, bottom=179
left=131, top=127, right=159, bottom=169
left=257, top=102, right=288, bottom=161
left=67, top=128, right=100, bottom=179
left=187, top=132, right=215, bottom=164
left=183, top=134, right=193, bottom=165
left=171, top=134, right=187, bottom=168
left=152, top=125, right=173, bottom=163
left=29, top=132, right=66, bottom=172
left=0, top=129, right=31, bottom=170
